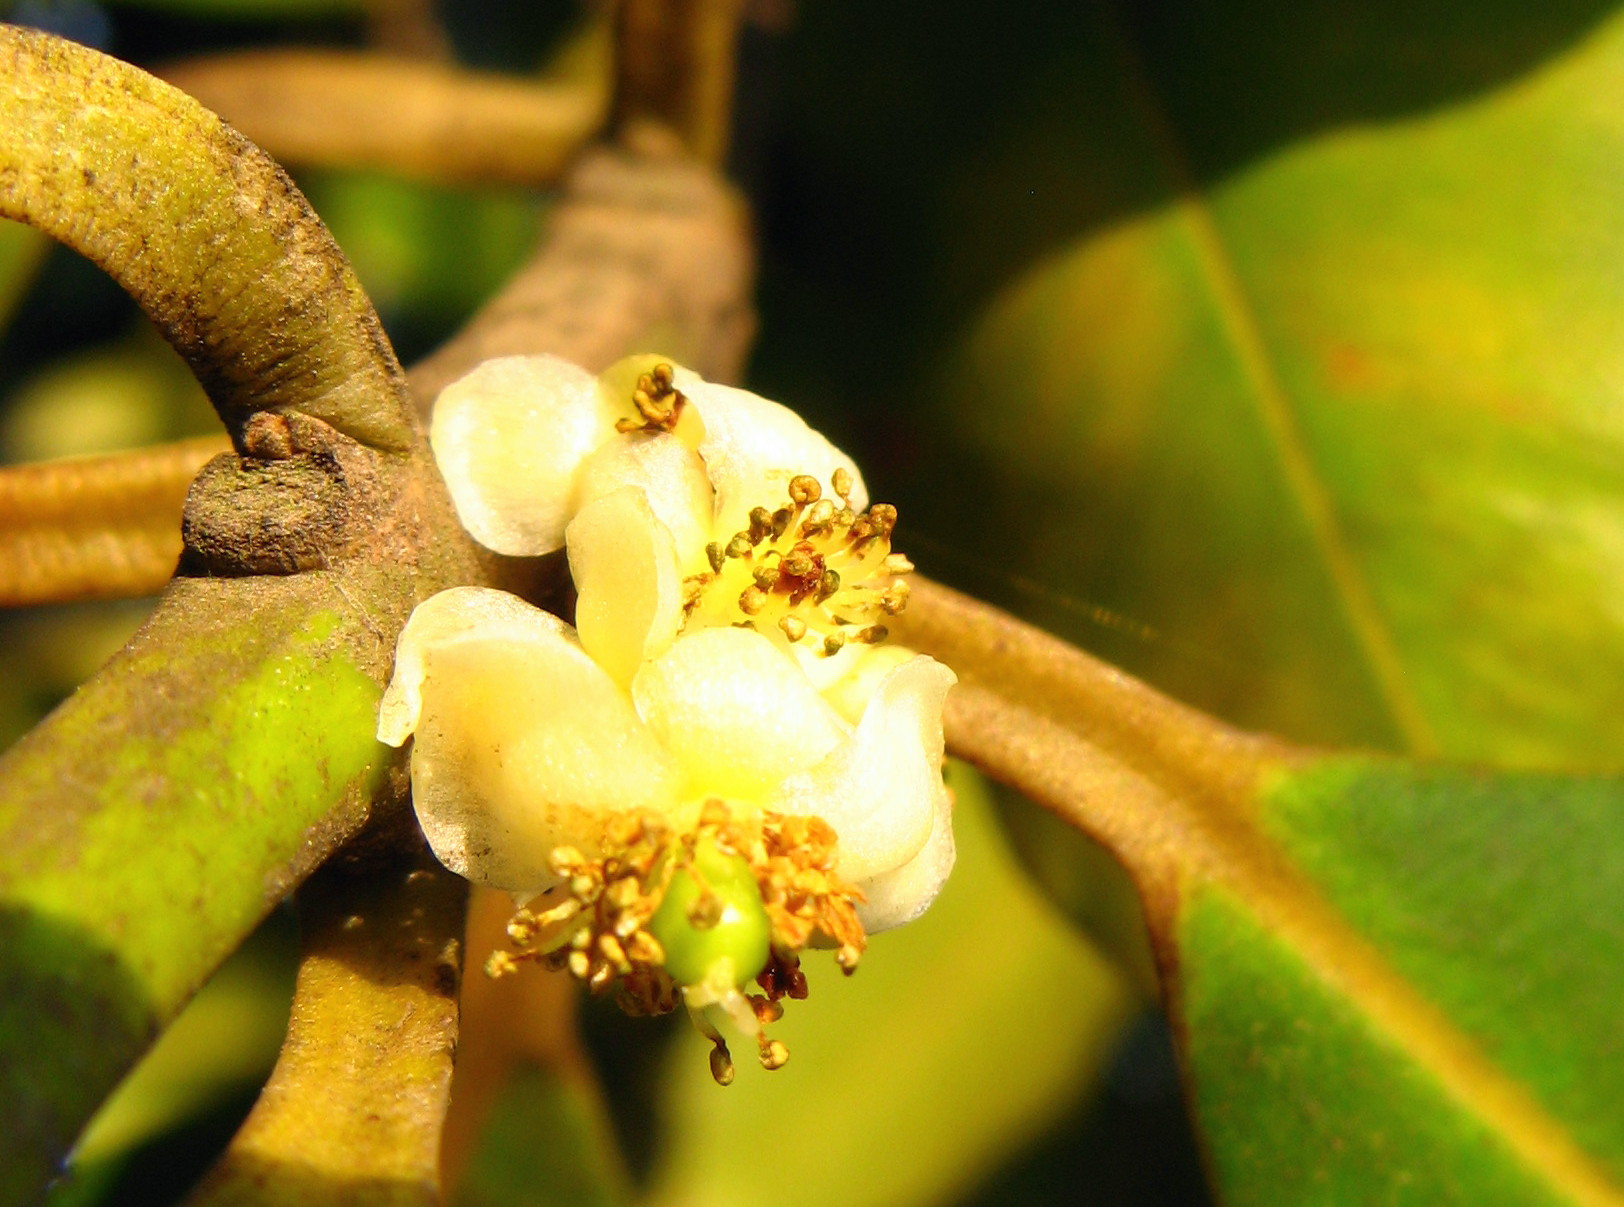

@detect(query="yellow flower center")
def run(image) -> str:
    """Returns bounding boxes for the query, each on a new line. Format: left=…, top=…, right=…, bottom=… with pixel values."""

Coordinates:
left=486, top=801, right=867, bottom=1083
left=685, top=470, right=913, bottom=655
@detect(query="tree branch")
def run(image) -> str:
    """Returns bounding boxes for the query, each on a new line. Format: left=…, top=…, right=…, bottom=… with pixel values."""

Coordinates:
left=158, top=51, right=606, bottom=188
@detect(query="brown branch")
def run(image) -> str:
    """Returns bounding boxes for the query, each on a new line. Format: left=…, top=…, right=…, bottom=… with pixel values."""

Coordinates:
left=0, top=137, right=755, bottom=608
left=409, top=137, right=755, bottom=396
left=0, top=27, right=418, bottom=453
left=182, top=845, right=467, bottom=1207
left=0, top=436, right=227, bottom=606
left=158, top=51, right=606, bottom=188
left=613, top=0, right=748, bottom=165
left=891, top=576, right=1298, bottom=915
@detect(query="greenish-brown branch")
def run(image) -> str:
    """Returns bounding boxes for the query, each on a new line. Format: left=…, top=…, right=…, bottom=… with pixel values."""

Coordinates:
left=0, top=25, right=416, bottom=453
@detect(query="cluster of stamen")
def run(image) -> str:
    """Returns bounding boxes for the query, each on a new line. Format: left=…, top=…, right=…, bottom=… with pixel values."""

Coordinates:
left=488, top=801, right=867, bottom=1084
left=615, top=362, right=688, bottom=434
left=686, top=468, right=913, bottom=655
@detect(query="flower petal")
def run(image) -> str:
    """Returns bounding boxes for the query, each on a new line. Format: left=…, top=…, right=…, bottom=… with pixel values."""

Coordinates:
left=566, top=486, right=685, bottom=687
left=854, top=778, right=955, bottom=933
left=430, top=356, right=616, bottom=555
left=574, top=431, right=714, bottom=570
left=685, top=379, right=870, bottom=537
left=380, top=587, right=683, bottom=892
left=631, top=626, right=849, bottom=804
left=765, top=655, right=956, bottom=893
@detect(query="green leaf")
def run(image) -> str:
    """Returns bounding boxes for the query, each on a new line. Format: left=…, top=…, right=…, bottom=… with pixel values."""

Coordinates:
left=901, top=585, right=1624, bottom=1206
left=1176, top=756, right=1624, bottom=1205
left=942, top=7, right=1624, bottom=766
left=644, top=765, right=1137, bottom=1207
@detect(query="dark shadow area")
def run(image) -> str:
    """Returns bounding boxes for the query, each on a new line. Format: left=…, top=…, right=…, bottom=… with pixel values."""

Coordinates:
left=962, top=1010, right=1214, bottom=1207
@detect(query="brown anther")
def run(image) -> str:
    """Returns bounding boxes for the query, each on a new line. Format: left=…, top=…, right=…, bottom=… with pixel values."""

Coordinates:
left=804, top=499, right=835, bottom=532
left=881, top=582, right=911, bottom=615
left=848, top=517, right=875, bottom=543
left=739, top=586, right=768, bottom=615
left=726, top=533, right=753, bottom=559
left=759, top=1039, right=790, bottom=1071
left=748, top=507, right=774, bottom=543
left=627, top=931, right=665, bottom=964
left=751, top=995, right=786, bottom=1025
left=709, top=1041, right=736, bottom=1086
left=835, top=507, right=856, bottom=528
left=781, top=552, right=815, bottom=579
left=771, top=508, right=794, bottom=539
left=789, top=475, right=822, bottom=505
left=706, top=542, right=725, bottom=573
left=753, top=564, right=782, bottom=591
left=832, top=466, right=853, bottom=500
left=867, top=504, right=898, bottom=536
left=815, top=569, right=841, bottom=603
left=779, top=615, right=808, bottom=642
left=822, top=632, right=846, bottom=657
left=855, top=624, right=889, bottom=644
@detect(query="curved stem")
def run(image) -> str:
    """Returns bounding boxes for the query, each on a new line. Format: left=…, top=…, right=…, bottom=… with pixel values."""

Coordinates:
left=0, top=436, right=226, bottom=605
left=183, top=845, right=467, bottom=1207
left=158, top=51, right=607, bottom=188
left=0, top=26, right=416, bottom=452
left=892, top=576, right=1299, bottom=910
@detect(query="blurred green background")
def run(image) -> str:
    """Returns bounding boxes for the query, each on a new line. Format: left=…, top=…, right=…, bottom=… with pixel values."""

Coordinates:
left=6, top=0, right=1624, bottom=1203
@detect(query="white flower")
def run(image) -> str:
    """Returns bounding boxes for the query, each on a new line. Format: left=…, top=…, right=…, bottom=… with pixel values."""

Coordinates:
left=381, top=354, right=955, bottom=1076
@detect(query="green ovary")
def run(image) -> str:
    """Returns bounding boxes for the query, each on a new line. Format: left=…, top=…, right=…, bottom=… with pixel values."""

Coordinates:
left=648, top=841, right=772, bottom=989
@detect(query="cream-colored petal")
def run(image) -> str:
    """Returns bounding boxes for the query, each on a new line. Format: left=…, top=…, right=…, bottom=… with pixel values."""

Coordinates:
left=685, top=379, right=870, bottom=538
left=631, top=626, right=849, bottom=804
left=574, top=432, right=714, bottom=569
left=766, top=655, right=955, bottom=887
left=566, top=487, right=684, bottom=687
left=381, top=586, right=683, bottom=892
left=379, top=585, right=560, bottom=746
left=430, top=356, right=617, bottom=556
left=854, top=778, right=955, bottom=932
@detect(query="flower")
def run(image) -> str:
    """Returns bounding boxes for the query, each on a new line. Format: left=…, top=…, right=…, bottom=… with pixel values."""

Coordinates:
left=380, top=355, right=955, bottom=1078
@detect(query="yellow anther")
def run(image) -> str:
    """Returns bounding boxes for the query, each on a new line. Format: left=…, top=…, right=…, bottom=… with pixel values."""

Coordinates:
left=779, top=615, right=807, bottom=642
left=789, top=475, right=821, bottom=505
left=832, top=466, right=853, bottom=500
left=759, top=1039, right=790, bottom=1071
left=739, top=585, right=768, bottom=615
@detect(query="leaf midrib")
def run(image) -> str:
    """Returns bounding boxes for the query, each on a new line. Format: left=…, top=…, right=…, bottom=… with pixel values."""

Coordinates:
left=1105, top=15, right=1441, bottom=759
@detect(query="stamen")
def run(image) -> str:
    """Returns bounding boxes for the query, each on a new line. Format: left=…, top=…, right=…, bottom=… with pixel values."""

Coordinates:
left=485, top=803, right=867, bottom=1085
left=682, top=472, right=913, bottom=655
left=616, top=362, right=689, bottom=433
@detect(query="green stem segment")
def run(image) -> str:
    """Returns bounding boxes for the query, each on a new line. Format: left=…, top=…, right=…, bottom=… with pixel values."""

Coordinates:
left=0, top=25, right=417, bottom=453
